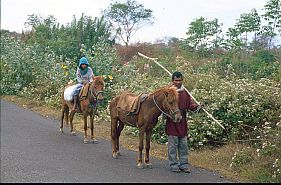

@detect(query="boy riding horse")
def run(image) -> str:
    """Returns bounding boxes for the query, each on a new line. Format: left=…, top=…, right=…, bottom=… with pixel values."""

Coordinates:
left=72, top=56, right=94, bottom=111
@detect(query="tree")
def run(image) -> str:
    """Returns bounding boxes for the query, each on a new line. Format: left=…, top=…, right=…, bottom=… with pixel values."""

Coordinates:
left=24, top=14, right=42, bottom=29
left=103, top=0, right=154, bottom=46
left=224, top=27, right=244, bottom=51
left=235, top=9, right=261, bottom=51
left=261, top=0, right=281, bottom=50
left=184, top=17, right=223, bottom=55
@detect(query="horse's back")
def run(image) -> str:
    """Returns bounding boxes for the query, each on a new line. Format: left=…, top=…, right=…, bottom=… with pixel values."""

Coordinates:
left=109, top=91, right=135, bottom=113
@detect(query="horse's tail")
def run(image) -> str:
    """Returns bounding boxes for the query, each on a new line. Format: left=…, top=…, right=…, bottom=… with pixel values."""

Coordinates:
left=109, top=96, right=120, bottom=116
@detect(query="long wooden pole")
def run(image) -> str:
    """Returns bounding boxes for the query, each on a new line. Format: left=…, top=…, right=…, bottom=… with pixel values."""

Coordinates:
left=138, top=52, right=225, bottom=130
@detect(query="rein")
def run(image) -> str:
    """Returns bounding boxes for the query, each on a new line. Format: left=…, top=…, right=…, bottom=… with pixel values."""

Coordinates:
left=152, top=95, right=179, bottom=120
left=88, top=83, right=104, bottom=108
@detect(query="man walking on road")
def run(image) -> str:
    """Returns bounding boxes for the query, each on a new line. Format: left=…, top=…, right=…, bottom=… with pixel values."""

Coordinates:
left=165, top=71, right=201, bottom=173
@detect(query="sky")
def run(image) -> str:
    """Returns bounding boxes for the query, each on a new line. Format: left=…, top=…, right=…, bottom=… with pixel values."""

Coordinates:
left=1, top=0, right=269, bottom=44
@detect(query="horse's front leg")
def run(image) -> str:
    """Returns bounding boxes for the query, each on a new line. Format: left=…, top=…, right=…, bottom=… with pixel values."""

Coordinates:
left=144, top=129, right=153, bottom=168
left=83, top=114, right=89, bottom=144
left=111, top=118, right=119, bottom=158
left=65, top=107, right=69, bottom=127
left=90, top=112, right=97, bottom=143
left=116, top=122, right=124, bottom=155
left=137, top=129, right=145, bottom=168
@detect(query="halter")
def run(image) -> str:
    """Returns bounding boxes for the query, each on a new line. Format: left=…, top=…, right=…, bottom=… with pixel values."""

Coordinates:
left=152, top=95, right=180, bottom=120
left=88, top=83, right=104, bottom=108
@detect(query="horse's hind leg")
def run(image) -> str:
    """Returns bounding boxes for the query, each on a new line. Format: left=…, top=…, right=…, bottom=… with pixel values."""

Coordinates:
left=69, top=111, right=76, bottom=136
left=65, top=107, right=69, bottom=127
left=60, top=105, right=67, bottom=133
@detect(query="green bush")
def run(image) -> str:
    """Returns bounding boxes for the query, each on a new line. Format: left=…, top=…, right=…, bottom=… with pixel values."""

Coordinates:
left=254, top=50, right=276, bottom=64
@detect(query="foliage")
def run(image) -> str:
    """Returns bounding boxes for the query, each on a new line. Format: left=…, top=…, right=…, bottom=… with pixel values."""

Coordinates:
left=183, top=17, right=223, bottom=56
left=23, top=14, right=113, bottom=61
left=214, top=52, right=281, bottom=80
left=230, top=148, right=254, bottom=168
left=1, top=32, right=66, bottom=97
left=183, top=0, right=281, bottom=52
left=103, top=0, right=154, bottom=46
left=235, top=9, right=261, bottom=49
left=228, top=121, right=281, bottom=182
left=254, top=49, right=276, bottom=63
left=261, top=0, right=281, bottom=50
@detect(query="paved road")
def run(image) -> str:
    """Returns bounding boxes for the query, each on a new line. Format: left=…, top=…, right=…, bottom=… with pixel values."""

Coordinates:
left=1, top=99, right=234, bottom=183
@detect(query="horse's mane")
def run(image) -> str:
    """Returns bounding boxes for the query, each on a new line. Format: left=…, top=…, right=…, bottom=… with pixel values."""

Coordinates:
left=93, top=76, right=105, bottom=86
left=150, top=86, right=178, bottom=101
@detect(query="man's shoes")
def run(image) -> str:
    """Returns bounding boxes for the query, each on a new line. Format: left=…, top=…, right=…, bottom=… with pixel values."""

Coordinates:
left=171, top=168, right=181, bottom=173
left=180, top=168, right=191, bottom=173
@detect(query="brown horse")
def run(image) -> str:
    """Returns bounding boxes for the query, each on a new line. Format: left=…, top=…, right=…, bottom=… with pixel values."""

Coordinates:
left=109, top=86, right=182, bottom=168
left=60, top=76, right=105, bottom=143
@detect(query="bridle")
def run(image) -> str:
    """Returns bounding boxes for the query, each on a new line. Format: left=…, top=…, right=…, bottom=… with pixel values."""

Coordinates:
left=123, top=92, right=180, bottom=125
left=88, top=82, right=104, bottom=108
left=152, top=94, right=180, bottom=120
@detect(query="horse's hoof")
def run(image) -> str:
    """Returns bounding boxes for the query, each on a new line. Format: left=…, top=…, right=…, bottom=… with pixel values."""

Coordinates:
left=92, top=138, right=98, bottom=144
left=116, top=151, right=121, bottom=156
left=145, top=162, right=152, bottom=169
left=84, top=138, right=89, bottom=144
left=59, top=128, right=63, bottom=133
left=70, top=131, right=76, bottom=136
left=112, top=153, right=118, bottom=159
left=137, top=163, right=144, bottom=169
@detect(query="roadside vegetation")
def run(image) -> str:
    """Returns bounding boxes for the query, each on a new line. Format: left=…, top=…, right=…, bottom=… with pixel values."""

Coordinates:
left=1, top=0, right=280, bottom=182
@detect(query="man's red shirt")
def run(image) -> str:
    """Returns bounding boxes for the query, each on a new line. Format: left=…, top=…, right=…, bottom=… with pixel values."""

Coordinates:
left=165, top=88, right=198, bottom=137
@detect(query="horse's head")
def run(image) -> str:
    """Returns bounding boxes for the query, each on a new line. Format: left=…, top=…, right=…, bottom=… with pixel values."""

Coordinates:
left=89, top=76, right=105, bottom=103
left=162, top=87, right=182, bottom=123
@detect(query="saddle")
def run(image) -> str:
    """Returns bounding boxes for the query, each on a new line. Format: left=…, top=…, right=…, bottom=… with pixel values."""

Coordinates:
left=117, top=91, right=148, bottom=115
left=79, top=83, right=90, bottom=99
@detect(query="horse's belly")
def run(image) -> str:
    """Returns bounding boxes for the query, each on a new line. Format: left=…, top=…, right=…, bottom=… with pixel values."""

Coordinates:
left=118, top=110, right=138, bottom=127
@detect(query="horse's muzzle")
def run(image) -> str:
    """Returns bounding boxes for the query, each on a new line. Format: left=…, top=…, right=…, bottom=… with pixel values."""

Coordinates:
left=172, top=110, right=182, bottom=123
left=96, top=91, right=104, bottom=102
